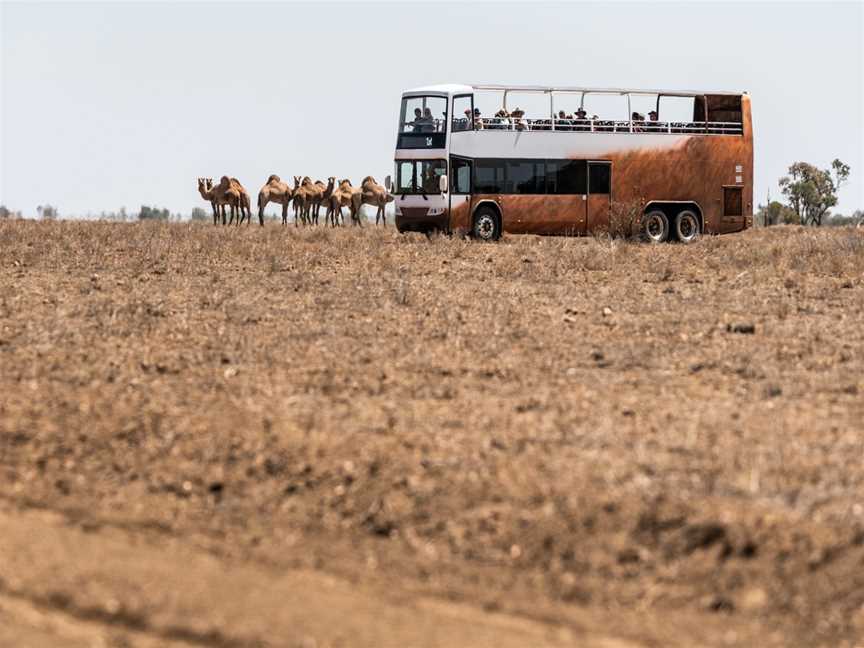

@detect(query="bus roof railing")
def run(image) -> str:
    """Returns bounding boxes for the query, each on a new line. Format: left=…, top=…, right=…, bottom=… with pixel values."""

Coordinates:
left=471, top=84, right=745, bottom=97
left=449, top=117, right=743, bottom=135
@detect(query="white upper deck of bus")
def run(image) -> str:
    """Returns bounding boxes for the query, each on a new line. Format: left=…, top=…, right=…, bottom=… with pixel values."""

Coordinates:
left=398, top=84, right=747, bottom=139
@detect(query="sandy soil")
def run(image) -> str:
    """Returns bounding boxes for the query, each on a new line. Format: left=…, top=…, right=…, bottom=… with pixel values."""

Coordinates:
left=1, top=220, right=862, bottom=647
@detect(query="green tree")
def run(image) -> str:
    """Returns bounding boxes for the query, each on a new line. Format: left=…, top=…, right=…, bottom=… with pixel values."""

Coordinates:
left=779, top=159, right=851, bottom=227
left=756, top=200, right=798, bottom=226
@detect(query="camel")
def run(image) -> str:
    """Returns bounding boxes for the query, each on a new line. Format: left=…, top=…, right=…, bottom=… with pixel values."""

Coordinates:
left=258, top=174, right=293, bottom=226
left=315, top=177, right=336, bottom=226
left=197, top=177, right=220, bottom=225
left=292, top=176, right=310, bottom=227
left=204, top=177, right=242, bottom=225
left=354, top=176, right=394, bottom=226
left=325, top=179, right=358, bottom=227
left=220, top=176, right=252, bottom=225
left=303, top=178, right=327, bottom=226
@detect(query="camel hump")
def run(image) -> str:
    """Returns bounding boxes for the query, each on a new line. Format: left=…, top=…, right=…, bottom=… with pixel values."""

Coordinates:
left=219, top=176, right=231, bottom=188
left=267, top=174, right=280, bottom=184
left=362, top=175, right=376, bottom=186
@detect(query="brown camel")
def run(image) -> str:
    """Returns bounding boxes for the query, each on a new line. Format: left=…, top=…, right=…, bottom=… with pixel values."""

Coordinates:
left=197, top=178, right=220, bottom=225
left=292, top=176, right=310, bottom=227
left=326, top=179, right=358, bottom=227
left=220, top=176, right=252, bottom=225
left=303, top=178, right=327, bottom=226
left=355, top=176, right=394, bottom=226
left=314, top=177, right=336, bottom=226
left=258, top=174, right=293, bottom=226
left=204, top=177, right=242, bottom=225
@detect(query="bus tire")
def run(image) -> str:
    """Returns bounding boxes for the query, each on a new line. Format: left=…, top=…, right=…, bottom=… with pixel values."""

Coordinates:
left=472, top=207, right=500, bottom=241
left=642, top=210, right=669, bottom=243
left=675, top=209, right=701, bottom=244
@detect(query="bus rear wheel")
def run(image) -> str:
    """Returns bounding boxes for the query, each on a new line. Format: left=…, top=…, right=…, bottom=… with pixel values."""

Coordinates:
left=472, top=207, right=500, bottom=241
left=675, top=210, right=701, bottom=244
left=642, top=210, right=669, bottom=243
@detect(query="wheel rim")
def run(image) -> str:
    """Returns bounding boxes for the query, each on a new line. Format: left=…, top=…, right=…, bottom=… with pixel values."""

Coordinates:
left=475, top=214, right=496, bottom=240
left=677, top=212, right=699, bottom=242
left=644, top=213, right=665, bottom=242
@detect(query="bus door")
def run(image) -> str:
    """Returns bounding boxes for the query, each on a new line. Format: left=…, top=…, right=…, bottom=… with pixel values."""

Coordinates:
left=587, top=161, right=612, bottom=233
left=721, top=185, right=744, bottom=233
left=449, top=156, right=473, bottom=232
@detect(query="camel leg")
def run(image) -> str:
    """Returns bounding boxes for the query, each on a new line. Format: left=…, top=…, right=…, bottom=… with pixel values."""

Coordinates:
left=221, top=204, right=227, bottom=226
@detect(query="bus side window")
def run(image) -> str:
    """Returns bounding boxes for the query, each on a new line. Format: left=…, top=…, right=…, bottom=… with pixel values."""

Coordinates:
left=451, top=158, right=472, bottom=193
left=556, top=160, right=587, bottom=194
left=588, top=163, right=611, bottom=194
left=474, top=161, right=504, bottom=194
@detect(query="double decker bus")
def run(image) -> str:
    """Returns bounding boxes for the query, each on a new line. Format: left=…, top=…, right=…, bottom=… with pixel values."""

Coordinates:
left=390, top=84, right=752, bottom=242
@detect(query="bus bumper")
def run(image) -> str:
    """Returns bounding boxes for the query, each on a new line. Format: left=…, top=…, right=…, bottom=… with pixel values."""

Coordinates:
left=395, top=207, right=449, bottom=233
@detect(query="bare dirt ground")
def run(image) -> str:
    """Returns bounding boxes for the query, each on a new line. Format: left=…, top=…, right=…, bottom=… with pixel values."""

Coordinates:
left=1, top=220, right=863, bottom=648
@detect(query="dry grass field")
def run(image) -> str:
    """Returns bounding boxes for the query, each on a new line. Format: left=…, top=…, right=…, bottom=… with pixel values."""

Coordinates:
left=1, top=220, right=863, bottom=647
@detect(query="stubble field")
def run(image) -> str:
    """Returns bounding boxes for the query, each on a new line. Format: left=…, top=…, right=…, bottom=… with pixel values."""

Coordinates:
left=1, top=220, right=863, bottom=647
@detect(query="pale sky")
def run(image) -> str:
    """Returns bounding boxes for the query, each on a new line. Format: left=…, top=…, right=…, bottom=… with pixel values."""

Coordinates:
left=1, top=1, right=862, bottom=218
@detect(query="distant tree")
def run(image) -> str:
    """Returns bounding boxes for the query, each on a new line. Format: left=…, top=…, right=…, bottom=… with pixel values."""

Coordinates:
left=138, top=205, right=170, bottom=221
left=779, top=159, right=851, bottom=227
left=825, top=209, right=864, bottom=227
left=756, top=200, right=799, bottom=226
left=190, top=207, right=209, bottom=221
left=0, top=205, right=10, bottom=219
left=37, top=205, right=58, bottom=220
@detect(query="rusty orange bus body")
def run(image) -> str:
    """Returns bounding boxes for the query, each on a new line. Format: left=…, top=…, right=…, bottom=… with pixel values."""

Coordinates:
left=392, top=84, right=753, bottom=241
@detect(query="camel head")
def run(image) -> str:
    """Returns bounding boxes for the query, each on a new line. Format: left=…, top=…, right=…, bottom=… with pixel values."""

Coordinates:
left=293, top=176, right=301, bottom=189
left=205, top=178, right=214, bottom=190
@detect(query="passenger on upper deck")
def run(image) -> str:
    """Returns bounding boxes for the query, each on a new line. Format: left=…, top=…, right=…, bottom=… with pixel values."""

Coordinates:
left=574, top=107, right=588, bottom=131
left=557, top=110, right=571, bottom=131
left=474, top=108, right=484, bottom=130
left=511, top=107, right=528, bottom=131
left=492, top=109, right=510, bottom=130
left=647, top=110, right=660, bottom=131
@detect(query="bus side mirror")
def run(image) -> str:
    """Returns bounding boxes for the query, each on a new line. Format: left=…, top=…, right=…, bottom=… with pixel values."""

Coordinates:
left=384, top=175, right=392, bottom=192
left=439, top=175, right=448, bottom=193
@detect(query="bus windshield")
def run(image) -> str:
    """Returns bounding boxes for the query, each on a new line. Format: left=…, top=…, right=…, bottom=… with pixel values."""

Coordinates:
left=399, top=96, right=448, bottom=134
left=395, top=160, right=447, bottom=194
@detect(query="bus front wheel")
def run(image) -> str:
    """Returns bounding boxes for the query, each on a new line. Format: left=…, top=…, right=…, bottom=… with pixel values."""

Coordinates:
left=642, top=210, right=669, bottom=243
left=472, top=207, right=500, bottom=241
left=675, top=210, right=701, bottom=244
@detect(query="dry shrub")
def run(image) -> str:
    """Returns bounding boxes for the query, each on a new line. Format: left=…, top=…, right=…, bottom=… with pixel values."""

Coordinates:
left=607, top=199, right=644, bottom=240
